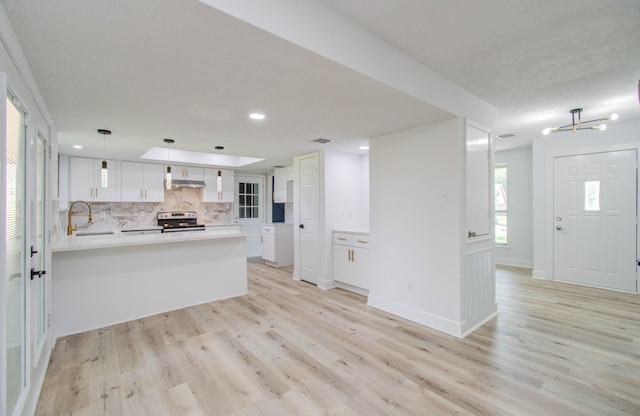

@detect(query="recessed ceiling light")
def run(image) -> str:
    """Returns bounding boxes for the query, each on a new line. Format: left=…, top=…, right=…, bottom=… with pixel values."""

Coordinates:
left=249, top=113, right=265, bottom=120
left=72, top=145, right=83, bottom=149
left=360, top=146, right=369, bottom=150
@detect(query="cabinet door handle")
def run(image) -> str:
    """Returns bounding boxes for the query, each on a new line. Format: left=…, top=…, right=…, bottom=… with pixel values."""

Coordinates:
left=140, top=190, right=144, bottom=199
left=145, top=190, right=148, bottom=199
left=95, top=188, right=98, bottom=198
left=90, top=188, right=94, bottom=198
left=352, top=250, right=355, bottom=261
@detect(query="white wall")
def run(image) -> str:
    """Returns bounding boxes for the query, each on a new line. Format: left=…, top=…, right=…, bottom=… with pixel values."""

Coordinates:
left=320, top=150, right=367, bottom=288
left=368, top=118, right=466, bottom=335
left=532, top=120, right=640, bottom=280
left=360, top=154, right=369, bottom=227
left=494, top=147, right=533, bottom=268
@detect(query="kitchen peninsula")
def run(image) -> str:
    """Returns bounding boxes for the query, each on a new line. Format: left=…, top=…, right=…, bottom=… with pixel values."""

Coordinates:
left=52, top=229, right=247, bottom=337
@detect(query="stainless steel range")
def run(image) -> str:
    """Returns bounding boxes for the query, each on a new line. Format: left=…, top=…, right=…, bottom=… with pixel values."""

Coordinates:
left=157, top=211, right=205, bottom=232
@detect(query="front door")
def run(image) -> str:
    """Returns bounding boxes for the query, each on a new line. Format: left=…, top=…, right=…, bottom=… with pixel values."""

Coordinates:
left=553, top=150, right=637, bottom=292
left=235, top=175, right=264, bottom=257
left=299, top=154, right=319, bottom=284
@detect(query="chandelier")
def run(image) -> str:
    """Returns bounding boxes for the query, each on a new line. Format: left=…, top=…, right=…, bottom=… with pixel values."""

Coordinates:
left=543, top=108, right=618, bottom=135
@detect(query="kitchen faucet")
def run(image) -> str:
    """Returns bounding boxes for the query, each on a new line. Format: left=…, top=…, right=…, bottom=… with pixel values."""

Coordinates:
left=67, top=200, right=93, bottom=235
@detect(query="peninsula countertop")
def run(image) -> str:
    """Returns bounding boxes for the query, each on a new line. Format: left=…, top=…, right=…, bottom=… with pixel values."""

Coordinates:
left=53, top=228, right=246, bottom=253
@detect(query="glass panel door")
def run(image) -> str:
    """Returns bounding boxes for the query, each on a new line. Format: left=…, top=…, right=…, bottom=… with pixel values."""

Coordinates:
left=33, top=132, right=47, bottom=357
left=4, top=89, right=27, bottom=416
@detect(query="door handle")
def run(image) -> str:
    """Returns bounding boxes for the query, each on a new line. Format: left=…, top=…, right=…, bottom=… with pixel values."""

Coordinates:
left=30, top=268, right=46, bottom=280
left=556, top=226, right=562, bottom=231
left=299, top=224, right=304, bottom=229
left=30, top=245, right=38, bottom=257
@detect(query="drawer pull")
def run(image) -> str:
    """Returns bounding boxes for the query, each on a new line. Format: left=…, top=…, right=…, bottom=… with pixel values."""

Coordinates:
left=337, top=237, right=347, bottom=241
left=357, top=240, right=367, bottom=244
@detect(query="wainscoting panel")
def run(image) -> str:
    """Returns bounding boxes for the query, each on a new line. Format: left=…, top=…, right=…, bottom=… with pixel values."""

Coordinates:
left=463, top=248, right=497, bottom=334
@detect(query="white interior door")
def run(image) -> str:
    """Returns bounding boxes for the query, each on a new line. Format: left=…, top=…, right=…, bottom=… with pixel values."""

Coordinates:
left=299, top=154, right=319, bottom=284
left=553, top=150, right=637, bottom=292
left=235, top=175, right=264, bottom=257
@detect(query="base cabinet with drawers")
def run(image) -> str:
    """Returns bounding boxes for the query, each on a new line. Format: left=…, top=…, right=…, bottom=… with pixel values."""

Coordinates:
left=333, top=231, right=370, bottom=292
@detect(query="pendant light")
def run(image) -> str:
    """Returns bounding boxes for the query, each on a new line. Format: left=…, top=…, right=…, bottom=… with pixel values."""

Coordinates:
left=164, top=138, right=174, bottom=189
left=97, top=129, right=111, bottom=187
left=542, top=108, right=619, bottom=135
left=217, top=169, right=222, bottom=199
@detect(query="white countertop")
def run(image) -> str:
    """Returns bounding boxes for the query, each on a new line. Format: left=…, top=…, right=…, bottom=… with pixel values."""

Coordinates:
left=333, top=227, right=370, bottom=235
left=53, top=228, right=246, bottom=253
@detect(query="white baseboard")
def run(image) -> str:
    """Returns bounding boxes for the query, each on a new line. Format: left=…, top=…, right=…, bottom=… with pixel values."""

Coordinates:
left=367, top=295, right=463, bottom=338
left=495, top=257, right=533, bottom=268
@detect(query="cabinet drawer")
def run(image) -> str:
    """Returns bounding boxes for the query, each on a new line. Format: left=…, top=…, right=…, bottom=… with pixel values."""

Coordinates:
left=262, top=225, right=275, bottom=235
left=333, top=233, right=354, bottom=245
left=353, top=235, right=370, bottom=248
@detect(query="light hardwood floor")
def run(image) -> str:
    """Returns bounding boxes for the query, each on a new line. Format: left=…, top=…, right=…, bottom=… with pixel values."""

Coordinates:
left=36, top=261, right=640, bottom=415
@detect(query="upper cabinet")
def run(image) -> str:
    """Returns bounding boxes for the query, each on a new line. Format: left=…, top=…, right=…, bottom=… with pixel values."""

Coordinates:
left=69, top=157, right=119, bottom=202
left=203, top=168, right=234, bottom=202
left=120, top=161, right=165, bottom=202
left=274, top=166, right=293, bottom=203
left=171, top=165, right=204, bottom=181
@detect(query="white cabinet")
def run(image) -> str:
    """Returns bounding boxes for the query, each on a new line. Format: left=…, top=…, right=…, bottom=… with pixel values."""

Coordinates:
left=69, top=157, right=119, bottom=202
left=274, top=166, right=293, bottom=203
left=203, top=168, right=234, bottom=202
left=120, top=162, right=165, bottom=202
left=261, top=223, right=293, bottom=267
left=333, top=231, right=370, bottom=291
left=171, top=164, right=204, bottom=180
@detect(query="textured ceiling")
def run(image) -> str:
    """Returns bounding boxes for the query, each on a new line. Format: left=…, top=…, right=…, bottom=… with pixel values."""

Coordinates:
left=2, top=0, right=639, bottom=169
left=320, top=0, right=640, bottom=150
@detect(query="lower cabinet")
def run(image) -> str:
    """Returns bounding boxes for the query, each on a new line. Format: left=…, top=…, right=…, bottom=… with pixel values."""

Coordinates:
left=261, top=223, right=293, bottom=267
left=333, top=231, right=370, bottom=292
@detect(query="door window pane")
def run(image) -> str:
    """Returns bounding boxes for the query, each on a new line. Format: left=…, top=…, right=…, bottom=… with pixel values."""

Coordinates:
left=584, top=180, right=600, bottom=211
left=5, top=92, right=27, bottom=416
left=494, top=164, right=508, bottom=245
left=238, top=182, right=260, bottom=219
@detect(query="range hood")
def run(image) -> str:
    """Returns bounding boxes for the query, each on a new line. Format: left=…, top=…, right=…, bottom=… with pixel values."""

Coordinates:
left=164, top=179, right=206, bottom=189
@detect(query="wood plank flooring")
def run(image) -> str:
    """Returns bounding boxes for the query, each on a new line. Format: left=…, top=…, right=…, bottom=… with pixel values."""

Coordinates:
left=36, top=261, right=640, bottom=415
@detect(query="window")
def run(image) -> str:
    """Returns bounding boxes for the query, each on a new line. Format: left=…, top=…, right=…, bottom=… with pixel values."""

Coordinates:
left=238, top=182, right=259, bottom=219
left=494, top=164, right=507, bottom=245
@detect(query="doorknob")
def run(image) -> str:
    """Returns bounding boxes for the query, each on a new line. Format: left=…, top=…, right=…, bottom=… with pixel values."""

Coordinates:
left=299, top=224, right=304, bottom=229
left=30, top=268, right=46, bottom=280
left=556, top=226, right=562, bottom=231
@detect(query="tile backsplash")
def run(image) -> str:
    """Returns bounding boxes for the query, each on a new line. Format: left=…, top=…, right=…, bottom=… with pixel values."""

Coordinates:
left=59, top=188, right=233, bottom=239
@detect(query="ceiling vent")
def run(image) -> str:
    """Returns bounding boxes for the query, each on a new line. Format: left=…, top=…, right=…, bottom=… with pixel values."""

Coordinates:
left=496, top=133, right=514, bottom=139
left=311, top=137, right=332, bottom=144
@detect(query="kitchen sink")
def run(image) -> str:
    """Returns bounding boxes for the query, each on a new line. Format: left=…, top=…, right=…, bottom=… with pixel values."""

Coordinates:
left=75, top=230, right=115, bottom=236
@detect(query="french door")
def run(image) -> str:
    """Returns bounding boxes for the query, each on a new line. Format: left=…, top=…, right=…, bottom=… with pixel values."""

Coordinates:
left=2, top=78, right=28, bottom=416
left=553, top=150, right=637, bottom=292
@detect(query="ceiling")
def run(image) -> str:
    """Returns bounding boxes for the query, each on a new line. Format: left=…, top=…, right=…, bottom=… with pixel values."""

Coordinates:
left=2, top=0, right=639, bottom=172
